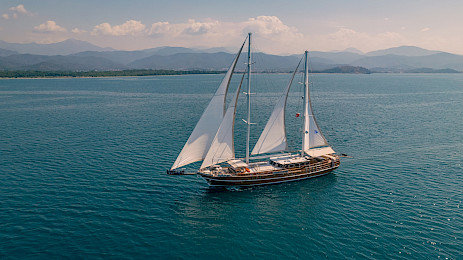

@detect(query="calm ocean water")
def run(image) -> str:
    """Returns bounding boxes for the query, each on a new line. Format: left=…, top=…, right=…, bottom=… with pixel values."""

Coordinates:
left=1, top=73, right=462, bottom=259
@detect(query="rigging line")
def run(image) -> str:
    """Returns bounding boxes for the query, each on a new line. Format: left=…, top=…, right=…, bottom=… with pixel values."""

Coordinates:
left=245, top=37, right=277, bottom=148
left=251, top=40, right=279, bottom=94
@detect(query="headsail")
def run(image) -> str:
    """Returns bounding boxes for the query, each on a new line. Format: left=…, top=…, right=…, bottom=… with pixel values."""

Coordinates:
left=302, top=51, right=333, bottom=156
left=200, top=73, right=245, bottom=169
left=251, top=57, right=303, bottom=155
left=171, top=39, right=246, bottom=170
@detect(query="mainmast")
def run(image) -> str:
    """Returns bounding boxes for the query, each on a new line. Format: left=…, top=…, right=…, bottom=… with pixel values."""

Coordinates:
left=245, top=32, right=252, bottom=163
left=302, top=50, right=309, bottom=156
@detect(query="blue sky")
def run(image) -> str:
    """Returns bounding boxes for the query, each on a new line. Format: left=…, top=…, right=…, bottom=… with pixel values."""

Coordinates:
left=1, top=0, right=462, bottom=54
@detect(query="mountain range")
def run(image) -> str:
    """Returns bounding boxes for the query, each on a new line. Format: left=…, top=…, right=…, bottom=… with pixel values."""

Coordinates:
left=0, top=39, right=462, bottom=73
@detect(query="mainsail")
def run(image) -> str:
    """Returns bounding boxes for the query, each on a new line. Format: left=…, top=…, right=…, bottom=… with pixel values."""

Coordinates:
left=200, top=74, right=244, bottom=169
left=170, top=39, right=246, bottom=170
left=251, top=58, right=303, bottom=155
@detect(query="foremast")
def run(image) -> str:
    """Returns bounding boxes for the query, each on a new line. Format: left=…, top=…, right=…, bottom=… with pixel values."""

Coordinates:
left=245, top=32, right=252, bottom=164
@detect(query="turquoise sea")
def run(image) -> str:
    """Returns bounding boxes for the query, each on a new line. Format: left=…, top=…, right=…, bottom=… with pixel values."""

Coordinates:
left=1, top=73, right=462, bottom=259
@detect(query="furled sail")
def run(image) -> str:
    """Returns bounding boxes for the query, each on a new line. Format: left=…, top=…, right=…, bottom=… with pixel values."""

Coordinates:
left=251, top=58, right=303, bottom=155
left=170, top=39, right=246, bottom=170
left=302, top=51, right=333, bottom=156
left=200, top=73, right=245, bottom=169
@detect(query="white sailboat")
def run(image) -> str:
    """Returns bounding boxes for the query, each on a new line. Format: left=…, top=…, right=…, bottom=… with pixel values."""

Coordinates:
left=168, top=33, right=340, bottom=187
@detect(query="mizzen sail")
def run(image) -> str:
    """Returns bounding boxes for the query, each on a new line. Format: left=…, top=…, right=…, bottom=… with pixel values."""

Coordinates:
left=302, top=51, right=333, bottom=156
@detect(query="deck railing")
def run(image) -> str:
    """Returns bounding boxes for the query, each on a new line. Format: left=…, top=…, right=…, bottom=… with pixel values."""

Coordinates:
left=219, top=157, right=340, bottom=177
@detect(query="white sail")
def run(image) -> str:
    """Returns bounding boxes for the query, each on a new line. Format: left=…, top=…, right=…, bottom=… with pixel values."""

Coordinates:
left=171, top=40, right=246, bottom=170
left=302, top=51, right=333, bottom=156
left=251, top=58, right=302, bottom=155
left=305, top=114, right=330, bottom=149
left=306, top=146, right=335, bottom=157
left=200, top=76, right=243, bottom=169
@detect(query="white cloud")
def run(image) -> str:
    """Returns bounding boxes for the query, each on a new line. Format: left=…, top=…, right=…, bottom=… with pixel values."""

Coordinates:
left=148, top=19, right=220, bottom=37
left=89, top=16, right=298, bottom=51
left=36, top=15, right=443, bottom=55
left=149, top=22, right=174, bottom=35
left=34, top=20, right=67, bottom=33
left=5, top=4, right=32, bottom=19
left=2, top=4, right=33, bottom=20
left=111, top=16, right=302, bottom=53
left=92, top=20, right=146, bottom=36
left=421, top=27, right=430, bottom=32
left=10, top=4, right=29, bottom=14
left=240, top=16, right=303, bottom=52
left=92, top=23, right=111, bottom=35
left=72, top=28, right=87, bottom=33
left=244, top=16, right=301, bottom=37
left=184, top=19, right=219, bottom=35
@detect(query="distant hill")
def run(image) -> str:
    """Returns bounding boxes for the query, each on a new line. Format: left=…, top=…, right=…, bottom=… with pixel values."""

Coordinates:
left=143, top=46, right=200, bottom=56
left=352, top=52, right=463, bottom=70
left=366, top=46, right=441, bottom=57
left=129, top=52, right=326, bottom=72
left=403, top=68, right=460, bottom=73
left=130, top=52, right=236, bottom=70
left=320, top=66, right=371, bottom=74
left=342, top=48, right=364, bottom=54
left=309, top=51, right=365, bottom=64
left=0, top=39, right=462, bottom=73
left=143, top=46, right=231, bottom=55
left=0, top=48, right=18, bottom=57
left=0, top=39, right=114, bottom=55
left=0, top=54, right=126, bottom=71
left=70, top=46, right=234, bottom=65
left=71, top=50, right=153, bottom=64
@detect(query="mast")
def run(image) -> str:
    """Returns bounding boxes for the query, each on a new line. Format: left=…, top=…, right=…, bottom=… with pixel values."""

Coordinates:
left=246, top=32, right=252, bottom=163
left=302, top=50, right=309, bottom=156
left=300, top=50, right=335, bottom=157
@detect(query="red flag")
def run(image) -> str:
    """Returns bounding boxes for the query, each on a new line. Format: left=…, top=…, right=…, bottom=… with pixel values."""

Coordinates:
left=296, top=113, right=300, bottom=117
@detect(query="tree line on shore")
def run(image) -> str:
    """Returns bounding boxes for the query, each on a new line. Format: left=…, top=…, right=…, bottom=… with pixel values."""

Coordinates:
left=0, top=69, right=225, bottom=78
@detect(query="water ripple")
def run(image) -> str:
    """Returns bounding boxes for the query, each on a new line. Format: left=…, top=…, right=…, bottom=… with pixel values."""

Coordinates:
left=1, top=74, right=463, bottom=258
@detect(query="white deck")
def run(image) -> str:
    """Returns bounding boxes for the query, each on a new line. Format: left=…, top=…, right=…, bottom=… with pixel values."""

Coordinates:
left=247, top=162, right=279, bottom=173
left=270, top=155, right=309, bottom=165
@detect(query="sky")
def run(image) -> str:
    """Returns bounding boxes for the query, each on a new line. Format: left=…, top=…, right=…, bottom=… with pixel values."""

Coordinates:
left=1, top=0, right=463, bottom=55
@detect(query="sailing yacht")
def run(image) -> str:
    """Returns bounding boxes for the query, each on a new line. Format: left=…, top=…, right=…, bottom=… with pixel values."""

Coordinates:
left=167, top=33, right=340, bottom=187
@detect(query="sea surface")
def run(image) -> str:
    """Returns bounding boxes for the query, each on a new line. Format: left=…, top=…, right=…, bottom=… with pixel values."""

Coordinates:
left=1, top=73, right=462, bottom=259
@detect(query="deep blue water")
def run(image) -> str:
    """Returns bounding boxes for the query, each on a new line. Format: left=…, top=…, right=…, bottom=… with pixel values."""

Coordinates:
left=1, top=74, right=462, bottom=259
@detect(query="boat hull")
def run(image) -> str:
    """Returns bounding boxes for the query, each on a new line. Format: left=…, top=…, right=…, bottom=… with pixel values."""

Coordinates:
left=198, top=164, right=339, bottom=187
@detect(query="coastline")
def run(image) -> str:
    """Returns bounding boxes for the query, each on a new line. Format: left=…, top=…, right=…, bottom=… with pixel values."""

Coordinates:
left=0, top=69, right=226, bottom=79
left=1, top=68, right=460, bottom=79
